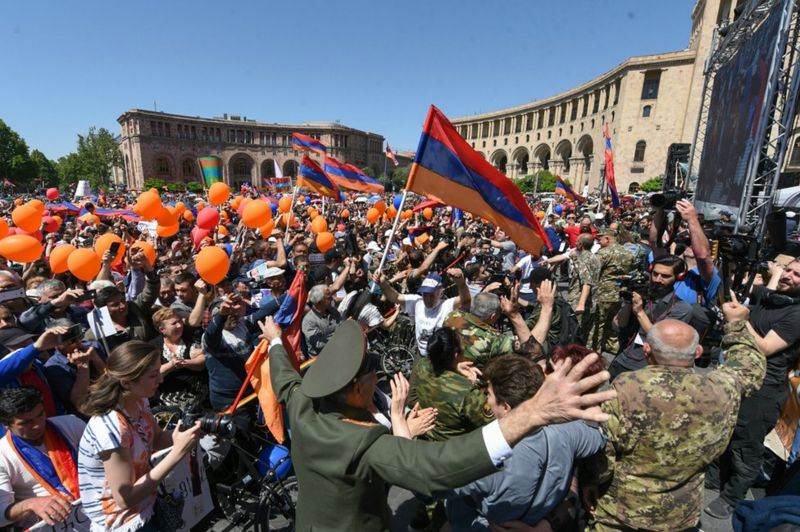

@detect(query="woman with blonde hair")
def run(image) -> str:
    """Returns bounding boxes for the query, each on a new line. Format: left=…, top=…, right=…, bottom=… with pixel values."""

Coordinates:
left=77, top=341, right=201, bottom=531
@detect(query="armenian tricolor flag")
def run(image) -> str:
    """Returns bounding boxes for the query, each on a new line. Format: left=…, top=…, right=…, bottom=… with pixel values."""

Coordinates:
left=406, top=105, right=549, bottom=254
left=386, top=143, right=399, bottom=167
left=555, top=175, right=586, bottom=203
left=603, top=124, right=620, bottom=208
left=323, top=156, right=384, bottom=193
left=198, top=156, right=223, bottom=187
left=292, top=132, right=327, bottom=154
left=298, top=155, right=340, bottom=200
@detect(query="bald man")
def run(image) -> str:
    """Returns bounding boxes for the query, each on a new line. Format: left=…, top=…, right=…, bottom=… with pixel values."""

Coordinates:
left=583, top=300, right=766, bottom=531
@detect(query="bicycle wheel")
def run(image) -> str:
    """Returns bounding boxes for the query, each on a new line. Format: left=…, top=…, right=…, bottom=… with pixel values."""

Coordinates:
left=380, top=345, right=417, bottom=379
left=256, top=476, right=298, bottom=532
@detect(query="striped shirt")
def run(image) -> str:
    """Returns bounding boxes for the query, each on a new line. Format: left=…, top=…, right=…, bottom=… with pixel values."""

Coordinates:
left=78, top=401, right=156, bottom=532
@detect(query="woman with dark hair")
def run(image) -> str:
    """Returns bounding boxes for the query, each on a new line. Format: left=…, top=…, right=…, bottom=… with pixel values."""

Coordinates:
left=407, top=327, right=493, bottom=442
left=77, top=341, right=201, bottom=531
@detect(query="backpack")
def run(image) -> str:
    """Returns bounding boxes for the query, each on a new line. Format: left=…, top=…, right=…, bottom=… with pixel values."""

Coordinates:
left=555, top=296, right=584, bottom=347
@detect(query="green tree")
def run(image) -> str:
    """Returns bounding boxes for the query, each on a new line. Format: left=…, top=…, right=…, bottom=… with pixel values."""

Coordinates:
left=379, top=165, right=409, bottom=192
left=640, top=176, right=664, bottom=192
left=30, top=149, right=59, bottom=187
left=186, top=181, right=204, bottom=193
left=514, top=170, right=562, bottom=193
left=57, top=127, right=122, bottom=189
left=143, top=178, right=167, bottom=190
left=361, top=166, right=376, bottom=178
left=0, top=119, right=38, bottom=187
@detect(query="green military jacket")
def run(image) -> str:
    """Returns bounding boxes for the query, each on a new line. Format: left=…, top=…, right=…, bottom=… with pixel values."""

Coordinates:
left=269, top=343, right=498, bottom=531
left=594, top=243, right=635, bottom=304
left=589, top=321, right=765, bottom=531
left=407, top=357, right=494, bottom=441
left=444, top=310, right=515, bottom=367
left=566, top=250, right=600, bottom=311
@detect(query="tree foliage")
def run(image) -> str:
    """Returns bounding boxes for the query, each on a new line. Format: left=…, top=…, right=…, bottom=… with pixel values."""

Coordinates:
left=640, top=176, right=664, bottom=192
left=514, top=170, right=569, bottom=194
left=56, top=127, right=122, bottom=189
left=379, top=165, right=410, bottom=192
left=0, top=119, right=39, bottom=188
left=186, top=181, right=204, bottom=193
left=143, top=178, right=167, bottom=190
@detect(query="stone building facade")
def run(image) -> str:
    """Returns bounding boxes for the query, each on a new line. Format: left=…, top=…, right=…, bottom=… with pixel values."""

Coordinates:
left=117, top=110, right=384, bottom=191
left=451, top=0, right=751, bottom=194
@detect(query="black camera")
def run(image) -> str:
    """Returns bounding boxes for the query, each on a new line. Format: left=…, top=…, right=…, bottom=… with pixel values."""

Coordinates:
left=650, top=190, right=685, bottom=209
left=617, top=271, right=651, bottom=302
left=180, top=410, right=237, bottom=438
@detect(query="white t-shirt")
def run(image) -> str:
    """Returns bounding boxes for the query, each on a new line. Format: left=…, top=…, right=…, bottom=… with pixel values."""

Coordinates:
left=403, top=295, right=457, bottom=356
left=514, top=255, right=535, bottom=295
left=0, top=415, right=87, bottom=528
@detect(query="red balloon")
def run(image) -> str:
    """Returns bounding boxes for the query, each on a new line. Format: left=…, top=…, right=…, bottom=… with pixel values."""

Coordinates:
left=191, top=226, right=211, bottom=248
left=46, top=188, right=59, bottom=201
left=43, top=216, right=59, bottom=233
left=196, top=207, right=220, bottom=230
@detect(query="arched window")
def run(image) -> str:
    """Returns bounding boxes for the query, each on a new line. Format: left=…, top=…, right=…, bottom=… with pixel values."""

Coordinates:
left=642, top=105, right=652, bottom=118
left=791, top=137, right=800, bottom=166
left=156, top=157, right=170, bottom=176
left=182, top=159, right=195, bottom=177
left=633, top=141, right=647, bottom=162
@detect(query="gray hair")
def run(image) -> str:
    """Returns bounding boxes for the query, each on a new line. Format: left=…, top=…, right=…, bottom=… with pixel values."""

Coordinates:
left=646, top=321, right=699, bottom=364
left=160, top=276, right=175, bottom=288
left=308, top=284, right=329, bottom=305
left=0, top=270, right=22, bottom=286
left=50, top=317, right=75, bottom=328
left=38, top=279, right=66, bottom=294
left=470, top=292, right=500, bottom=321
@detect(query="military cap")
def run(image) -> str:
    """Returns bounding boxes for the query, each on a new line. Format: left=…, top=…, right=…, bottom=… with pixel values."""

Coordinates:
left=301, top=320, right=368, bottom=398
left=597, top=227, right=617, bottom=237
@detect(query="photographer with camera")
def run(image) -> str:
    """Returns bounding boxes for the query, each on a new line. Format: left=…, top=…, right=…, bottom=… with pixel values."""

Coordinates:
left=18, top=279, right=89, bottom=334
left=78, top=341, right=202, bottom=532
left=706, top=258, right=800, bottom=518
left=609, top=255, right=694, bottom=380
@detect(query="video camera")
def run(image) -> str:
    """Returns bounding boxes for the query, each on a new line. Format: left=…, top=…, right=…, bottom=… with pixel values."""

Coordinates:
left=649, top=189, right=686, bottom=210
left=617, top=270, right=651, bottom=302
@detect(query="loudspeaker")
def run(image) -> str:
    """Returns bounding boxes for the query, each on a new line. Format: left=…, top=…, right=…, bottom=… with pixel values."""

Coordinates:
left=664, top=143, right=691, bottom=188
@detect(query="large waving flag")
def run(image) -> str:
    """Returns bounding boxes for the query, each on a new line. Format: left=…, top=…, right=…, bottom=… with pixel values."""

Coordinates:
left=407, top=105, right=550, bottom=254
left=274, top=268, right=308, bottom=362
left=198, top=156, right=223, bottom=187
left=603, top=124, right=620, bottom=208
left=243, top=340, right=286, bottom=443
left=386, top=143, right=399, bottom=167
left=298, top=155, right=340, bottom=200
left=292, top=132, right=327, bottom=154
left=323, top=156, right=384, bottom=193
left=555, top=175, right=586, bottom=203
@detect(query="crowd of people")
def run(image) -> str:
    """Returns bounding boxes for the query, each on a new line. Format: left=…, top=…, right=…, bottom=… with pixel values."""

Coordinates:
left=0, top=182, right=799, bottom=532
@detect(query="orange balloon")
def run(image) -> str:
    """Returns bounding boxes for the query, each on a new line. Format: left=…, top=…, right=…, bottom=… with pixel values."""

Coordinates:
left=536, top=211, right=545, bottom=220
left=367, top=208, right=380, bottom=224
left=230, top=196, right=242, bottom=210
left=423, top=208, right=433, bottom=220
left=386, top=206, right=397, bottom=219
left=311, top=216, right=328, bottom=234
left=137, top=191, right=162, bottom=220
left=242, top=200, right=272, bottom=229
left=281, top=212, right=296, bottom=227
left=80, top=213, right=101, bottom=226
left=156, top=206, right=178, bottom=226
left=258, top=220, right=275, bottom=238
left=49, top=244, right=76, bottom=273
left=27, top=200, right=45, bottom=215
left=67, top=248, right=101, bottom=281
left=309, top=210, right=318, bottom=221
left=195, top=246, right=230, bottom=285
left=196, top=200, right=206, bottom=211
left=157, top=223, right=179, bottom=237
left=175, top=202, right=186, bottom=215
left=0, top=218, right=8, bottom=239
left=217, top=225, right=228, bottom=236
left=341, top=209, right=350, bottom=218
left=374, top=201, right=386, bottom=215
left=12, top=205, right=41, bottom=233
left=0, top=235, right=43, bottom=263
left=278, top=196, right=292, bottom=213
left=316, top=231, right=335, bottom=253
left=131, top=240, right=156, bottom=267
left=13, top=198, right=22, bottom=206
left=182, top=210, right=195, bottom=222
left=94, top=233, right=126, bottom=265
left=208, top=182, right=231, bottom=206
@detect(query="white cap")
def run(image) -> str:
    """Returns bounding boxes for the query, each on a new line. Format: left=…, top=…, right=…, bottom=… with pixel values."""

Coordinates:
left=366, top=241, right=381, bottom=252
left=384, top=229, right=393, bottom=237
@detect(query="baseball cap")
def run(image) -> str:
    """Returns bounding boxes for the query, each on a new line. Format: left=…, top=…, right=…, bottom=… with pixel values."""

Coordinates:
left=0, top=327, right=35, bottom=349
left=366, top=241, right=380, bottom=252
left=418, top=273, right=443, bottom=294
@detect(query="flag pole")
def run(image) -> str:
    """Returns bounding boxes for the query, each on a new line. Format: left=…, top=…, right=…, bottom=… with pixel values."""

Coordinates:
left=286, top=185, right=298, bottom=233
left=374, top=162, right=418, bottom=280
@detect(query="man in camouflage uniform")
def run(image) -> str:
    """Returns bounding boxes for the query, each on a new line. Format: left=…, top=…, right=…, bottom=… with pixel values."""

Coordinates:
left=547, top=233, right=599, bottom=337
left=444, top=291, right=535, bottom=367
left=584, top=303, right=765, bottom=531
left=587, top=228, right=635, bottom=354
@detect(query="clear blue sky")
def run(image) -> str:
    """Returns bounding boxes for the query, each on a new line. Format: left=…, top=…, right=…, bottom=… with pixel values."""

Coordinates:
left=1, top=0, right=695, bottom=160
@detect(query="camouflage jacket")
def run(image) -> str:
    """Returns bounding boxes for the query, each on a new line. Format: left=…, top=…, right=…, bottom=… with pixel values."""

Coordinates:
left=567, top=250, right=600, bottom=310
left=407, top=357, right=494, bottom=442
left=444, top=310, right=515, bottom=367
left=524, top=299, right=563, bottom=355
left=590, top=321, right=765, bottom=531
left=594, top=244, right=635, bottom=303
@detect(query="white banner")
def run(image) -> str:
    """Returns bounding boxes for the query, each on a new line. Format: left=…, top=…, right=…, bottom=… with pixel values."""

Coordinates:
left=150, top=447, right=214, bottom=531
